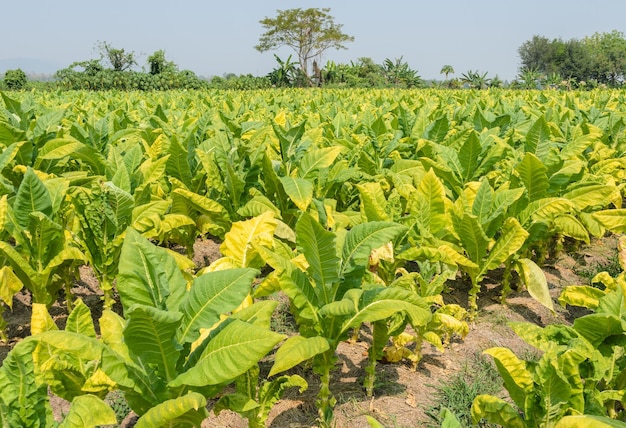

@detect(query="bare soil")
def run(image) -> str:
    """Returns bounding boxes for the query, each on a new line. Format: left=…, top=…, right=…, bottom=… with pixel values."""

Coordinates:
left=0, top=235, right=620, bottom=427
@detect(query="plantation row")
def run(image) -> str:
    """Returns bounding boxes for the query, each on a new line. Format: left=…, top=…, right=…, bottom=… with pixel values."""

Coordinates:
left=0, top=88, right=626, bottom=427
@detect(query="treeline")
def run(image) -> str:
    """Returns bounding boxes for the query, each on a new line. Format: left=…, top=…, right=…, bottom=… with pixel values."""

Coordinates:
left=2, top=31, right=626, bottom=91
left=518, top=30, right=626, bottom=88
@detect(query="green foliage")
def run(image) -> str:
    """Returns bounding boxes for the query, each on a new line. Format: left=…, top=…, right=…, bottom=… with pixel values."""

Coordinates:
left=518, top=30, right=626, bottom=87
left=2, top=69, right=27, bottom=90
left=256, top=8, right=354, bottom=82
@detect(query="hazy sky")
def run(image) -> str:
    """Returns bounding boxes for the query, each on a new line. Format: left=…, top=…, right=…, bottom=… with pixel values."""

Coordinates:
left=2, top=0, right=626, bottom=81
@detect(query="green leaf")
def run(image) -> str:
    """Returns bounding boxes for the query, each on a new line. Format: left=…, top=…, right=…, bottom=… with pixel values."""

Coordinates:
left=454, top=213, right=489, bottom=264
left=516, top=152, right=548, bottom=202
left=117, top=228, right=170, bottom=312
left=296, top=213, right=339, bottom=301
left=0, top=266, right=22, bottom=309
left=59, top=395, right=117, bottom=428
left=179, top=268, right=259, bottom=343
left=555, top=415, right=626, bottom=428
left=483, top=347, right=533, bottom=410
left=124, top=305, right=183, bottom=382
left=298, top=146, right=342, bottom=180
left=65, top=299, right=96, bottom=338
left=230, top=300, right=278, bottom=328
left=0, top=339, right=53, bottom=427
left=458, top=131, right=481, bottom=182
left=471, top=394, right=525, bottom=428
left=412, top=169, right=446, bottom=232
left=257, top=374, right=308, bottom=423
left=341, top=221, right=407, bottom=276
left=135, top=392, right=208, bottom=428
left=516, top=258, right=554, bottom=312
left=365, top=415, right=387, bottom=428
left=593, top=209, right=626, bottom=233
left=558, top=285, right=605, bottom=310
left=480, top=217, right=528, bottom=275
left=169, top=319, right=285, bottom=387
left=356, top=182, right=390, bottom=222
left=279, top=176, right=314, bottom=212
left=439, top=408, right=462, bottom=428
left=472, top=179, right=493, bottom=227
left=573, top=314, right=624, bottom=348
left=13, top=167, right=52, bottom=228
left=340, top=287, right=431, bottom=335
left=269, top=336, right=330, bottom=377
left=525, top=114, right=551, bottom=156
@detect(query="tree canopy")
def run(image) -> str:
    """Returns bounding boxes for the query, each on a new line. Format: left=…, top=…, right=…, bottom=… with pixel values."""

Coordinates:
left=255, top=8, right=354, bottom=82
left=518, top=31, right=626, bottom=87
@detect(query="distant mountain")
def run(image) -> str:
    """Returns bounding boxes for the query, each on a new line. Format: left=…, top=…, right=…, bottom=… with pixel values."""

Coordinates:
left=0, top=58, right=62, bottom=76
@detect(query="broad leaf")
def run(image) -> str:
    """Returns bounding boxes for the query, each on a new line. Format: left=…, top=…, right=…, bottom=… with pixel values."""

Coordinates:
left=179, top=268, right=259, bottom=343
left=135, top=392, right=208, bottom=428
left=117, top=228, right=172, bottom=312
left=296, top=212, right=339, bottom=302
left=516, top=152, right=548, bottom=202
left=269, top=336, right=330, bottom=377
left=13, top=167, right=52, bottom=228
left=341, top=221, right=407, bottom=276
left=279, top=176, right=314, bottom=212
left=480, top=217, right=528, bottom=276
left=516, top=258, right=554, bottom=312
left=169, top=319, right=285, bottom=387
left=124, top=305, right=183, bottom=382
left=483, top=347, right=532, bottom=410
left=471, top=394, right=525, bottom=428
left=58, top=395, right=117, bottom=428
left=220, top=211, right=277, bottom=269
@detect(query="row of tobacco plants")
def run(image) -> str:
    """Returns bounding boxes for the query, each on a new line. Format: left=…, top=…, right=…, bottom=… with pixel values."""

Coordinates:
left=0, top=87, right=625, bottom=427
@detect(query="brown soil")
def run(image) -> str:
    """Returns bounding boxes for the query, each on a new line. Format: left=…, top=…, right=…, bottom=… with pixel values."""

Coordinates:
left=0, top=234, right=621, bottom=427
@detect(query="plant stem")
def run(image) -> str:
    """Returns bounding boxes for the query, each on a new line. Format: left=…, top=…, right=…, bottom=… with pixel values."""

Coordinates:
left=316, top=350, right=337, bottom=427
left=500, top=261, right=513, bottom=305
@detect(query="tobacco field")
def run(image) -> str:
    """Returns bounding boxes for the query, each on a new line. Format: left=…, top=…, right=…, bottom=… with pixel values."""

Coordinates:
left=0, top=88, right=626, bottom=427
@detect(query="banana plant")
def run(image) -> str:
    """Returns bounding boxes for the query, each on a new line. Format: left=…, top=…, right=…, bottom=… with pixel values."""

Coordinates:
left=256, top=212, right=431, bottom=426
left=0, top=167, right=84, bottom=306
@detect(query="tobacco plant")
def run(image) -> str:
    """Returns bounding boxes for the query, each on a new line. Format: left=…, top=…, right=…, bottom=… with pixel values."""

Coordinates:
left=256, top=212, right=431, bottom=426
left=0, top=228, right=286, bottom=427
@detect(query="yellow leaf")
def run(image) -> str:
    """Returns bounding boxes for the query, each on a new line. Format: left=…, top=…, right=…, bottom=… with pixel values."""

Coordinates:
left=220, top=211, right=277, bottom=268
left=274, top=111, right=287, bottom=127
left=0, top=266, right=22, bottom=309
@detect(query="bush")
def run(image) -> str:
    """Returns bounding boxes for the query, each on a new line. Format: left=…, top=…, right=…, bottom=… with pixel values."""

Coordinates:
left=3, top=69, right=27, bottom=90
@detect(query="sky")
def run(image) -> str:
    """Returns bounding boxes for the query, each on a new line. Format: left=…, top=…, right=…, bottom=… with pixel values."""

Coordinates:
left=2, top=0, right=626, bottom=81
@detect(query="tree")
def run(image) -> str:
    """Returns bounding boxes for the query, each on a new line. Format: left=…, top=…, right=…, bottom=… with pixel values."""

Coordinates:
left=267, top=54, right=300, bottom=87
left=255, top=8, right=354, bottom=83
left=440, top=64, right=454, bottom=80
left=460, top=70, right=490, bottom=89
left=3, top=69, right=27, bottom=90
left=382, top=57, right=421, bottom=88
left=95, top=41, right=136, bottom=72
left=517, top=68, right=542, bottom=89
left=584, top=30, right=626, bottom=86
left=147, top=50, right=177, bottom=75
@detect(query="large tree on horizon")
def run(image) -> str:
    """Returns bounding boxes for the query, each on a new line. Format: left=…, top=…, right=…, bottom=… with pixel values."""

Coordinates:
left=255, top=8, right=354, bottom=83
